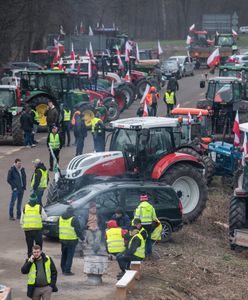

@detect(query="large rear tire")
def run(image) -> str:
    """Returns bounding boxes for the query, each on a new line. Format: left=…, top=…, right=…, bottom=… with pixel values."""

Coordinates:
left=229, top=196, right=246, bottom=249
left=114, top=89, right=126, bottom=112
left=12, top=114, right=24, bottom=146
left=103, top=97, right=120, bottom=121
left=136, top=79, right=150, bottom=99
left=46, top=179, right=59, bottom=206
left=118, top=85, right=135, bottom=108
left=160, top=163, right=208, bottom=223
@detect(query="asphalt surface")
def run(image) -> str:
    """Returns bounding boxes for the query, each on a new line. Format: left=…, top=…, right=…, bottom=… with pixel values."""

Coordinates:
left=0, top=70, right=206, bottom=299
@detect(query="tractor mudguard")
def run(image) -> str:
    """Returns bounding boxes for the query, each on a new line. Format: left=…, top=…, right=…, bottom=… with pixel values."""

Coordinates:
left=151, top=152, right=203, bottom=180
left=176, top=144, right=202, bottom=156
left=25, top=92, right=56, bottom=104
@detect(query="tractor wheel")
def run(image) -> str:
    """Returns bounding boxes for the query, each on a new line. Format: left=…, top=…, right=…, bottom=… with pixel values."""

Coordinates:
left=103, top=97, right=120, bottom=121
left=114, top=89, right=126, bottom=112
left=136, top=79, right=150, bottom=99
left=27, top=96, right=51, bottom=130
left=160, top=163, right=208, bottom=223
left=79, top=104, right=96, bottom=129
left=160, top=219, right=172, bottom=242
left=233, top=168, right=244, bottom=189
left=12, top=114, right=24, bottom=146
left=229, top=196, right=246, bottom=249
left=46, top=179, right=59, bottom=205
left=118, top=85, right=135, bottom=108
left=201, top=155, right=215, bottom=184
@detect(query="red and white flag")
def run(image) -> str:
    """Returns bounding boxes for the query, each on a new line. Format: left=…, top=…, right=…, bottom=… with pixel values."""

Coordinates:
left=197, top=110, right=203, bottom=122
left=111, top=80, right=115, bottom=96
left=207, top=48, right=220, bottom=68
left=71, top=43, right=75, bottom=61
left=233, top=111, right=240, bottom=146
left=143, top=99, right=149, bottom=117
left=186, top=35, right=192, bottom=45
left=158, top=40, right=163, bottom=55
left=58, top=57, right=63, bottom=70
left=232, top=29, right=238, bottom=37
left=140, top=84, right=150, bottom=104
left=85, top=48, right=90, bottom=57
left=188, top=112, right=192, bottom=124
left=123, top=70, right=131, bottom=82
left=189, top=24, right=195, bottom=32
left=116, top=45, right=124, bottom=69
left=88, top=58, right=92, bottom=79
left=136, top=43, right=140, bottom=63
left=89, top=26, right=94, bottom=36
left=125, top=41, right=132, bottom=62
left=89, top=42, right=95, bottom=63
left=242, top=133, right=248, bottom=166
left=80, top=21, right=84, bottom=34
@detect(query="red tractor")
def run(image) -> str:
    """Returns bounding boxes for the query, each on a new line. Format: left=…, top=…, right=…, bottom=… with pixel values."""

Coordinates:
left=47, top=117, right=208, bottom=223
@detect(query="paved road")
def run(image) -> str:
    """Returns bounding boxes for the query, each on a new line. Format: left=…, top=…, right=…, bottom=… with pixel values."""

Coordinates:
left=0, top=70, right=206, bottom=299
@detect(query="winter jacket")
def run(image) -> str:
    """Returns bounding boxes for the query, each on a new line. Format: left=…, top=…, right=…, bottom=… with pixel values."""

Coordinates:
left=61, top=210, right=84, bottom=240
left=21, top=252, right=58, bottom=298
left=111, top=213, right=131, bottom=230
left=44, top=107, right=59, bottom=127
left=31, top=163, right=49, bottom=191
left=167, top=77, right=179, bottom=91
left=20, top=112, right=34, bottom=132
left=74, top=115, right=87, bottom=139
left=7, top=165, right=26, bottom=191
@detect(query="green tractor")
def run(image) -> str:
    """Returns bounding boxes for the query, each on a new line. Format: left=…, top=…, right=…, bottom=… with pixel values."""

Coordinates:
left=0, top=85, right=24, bottom=145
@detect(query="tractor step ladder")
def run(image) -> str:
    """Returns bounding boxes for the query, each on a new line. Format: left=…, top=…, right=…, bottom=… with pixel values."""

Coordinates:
left=234, top=228, right=248, bottom=247
left=115, top=270, right=137, bottom=300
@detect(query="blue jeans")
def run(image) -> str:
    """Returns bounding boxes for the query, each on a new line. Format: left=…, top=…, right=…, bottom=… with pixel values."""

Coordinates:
left=93, top=135, right=105, bottom=152
left=24, top=131, right=32, bottom=146
left=76, top=137, right=85, bottom=156
left=34, top=189, right=45, bottom=206
left=60, top=240, right=78, bottom=273
left=145, top=234, right=152, bottom=256
left=9, top=189, right=24, bottom=218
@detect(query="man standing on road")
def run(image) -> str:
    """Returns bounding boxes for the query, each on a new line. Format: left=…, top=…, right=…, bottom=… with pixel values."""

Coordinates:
left=61, top=105, right=71, bottom=147
left=31, top=159, right=49, bottom=206
left=91, top=113, right=105, bottom=152
left=31, top=107, right=40, bottom=145
left=7, top=158, right=26, bottom=220
left=75, top=113, right=87, bottom=156
left=20, top=193, right=47, bottom=257
left=44, top=100, right=59, bottom=132
left=59, top=206, right=84, bottom=275
left=20, top=105, right=35, bottom=148
left=164, top=88, right=176, bottom=116
left=47, top=125, right=63, bottom=171
left=21, top=244, right=58, bottom=299
left=134, top=193, right=157, bottom=257
left=167, top=76, right=179, bottom=94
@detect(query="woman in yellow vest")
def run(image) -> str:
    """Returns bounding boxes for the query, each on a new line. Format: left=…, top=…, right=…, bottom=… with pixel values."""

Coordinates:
left=105, top=220, right=127, bottom=256
left=47, top=125, right=63, bottom=171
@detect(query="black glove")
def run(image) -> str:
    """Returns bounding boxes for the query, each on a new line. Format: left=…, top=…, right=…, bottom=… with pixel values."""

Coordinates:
left=51, top=285, right=58, bottom=293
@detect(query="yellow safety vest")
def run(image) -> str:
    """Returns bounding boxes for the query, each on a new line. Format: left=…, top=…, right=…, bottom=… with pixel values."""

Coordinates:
left=27, top=256, right=51, bottom=285
left=129, top=232, right=145, bottom=259
left=134, top=202, right=156, bottom=225
left=151, top=222, right=162, bottom=241
left=63, top=109, right=71, bottom=122
left=165, top=92, right=175, bottom=105
left=59, top=216, right=77, bottom=240
left=22, top=204, right=42, bottom=229
left=106, top=228, right=125, bottom=253
left=31, top=169, right=48, bottom=189
left=91, top=117, right=102, bottom=134
left=32, top=109, right=39, bottom=123
left=49, top=133, right=60, bottom=150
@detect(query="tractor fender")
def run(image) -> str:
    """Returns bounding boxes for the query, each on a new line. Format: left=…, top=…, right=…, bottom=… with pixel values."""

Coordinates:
left=25, top=92, right=57, bottom=105
left=151, top=152, right=204, bottom=180
left=176, top=144, right=203, bottom=155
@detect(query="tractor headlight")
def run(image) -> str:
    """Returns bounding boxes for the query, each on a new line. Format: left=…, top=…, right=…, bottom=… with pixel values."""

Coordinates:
left=72, top=170, right=81, bottom=177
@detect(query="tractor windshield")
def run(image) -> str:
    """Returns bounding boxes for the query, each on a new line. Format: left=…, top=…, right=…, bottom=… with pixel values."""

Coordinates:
left=207, top=81, right=241, bottom=103
left=111, top=128, right=138, bottom=153
left=0, top=89, right=16, bottom=107
left=216, top=36, right=235, bottom=47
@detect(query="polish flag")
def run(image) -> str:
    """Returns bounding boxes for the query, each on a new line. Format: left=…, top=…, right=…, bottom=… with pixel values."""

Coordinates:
left=143, top=100, right=149, bottom=117
left=123, top=70, right=131, bottom=82
left=71, top=43, right=75, bottom=61
left=116, top=45, right=124, bottom=69
left=233, top=111, right=240, bottom=146
left=125, top=41, right=132, bottom=62
left=189, top=24, right=195, bottom=32
left=216, top=31, right=219, bottom=36
left=85, top=48, right=90, bottom=57
left=58, top=57, right=63, bottom=70
left=197, top=110, right=203, bottom=122
left=232, top=29, right=238, bottom=37
left=242, top=133, right=248, bottom=166
left=140, top=84, right=150, bottom=104
left=136, top=43, right=140, bottom=63
left=188, top=112, right=192, bottom=124
left=207, top=48, right=220, bottom=68
left=111, top=80, right=115, bottom=96
left=89, top=42, right=95, bottom=63
left=158, top=40, right=163, bottom=55
left=186, top=35, right=192, bottom=45
left=89, top=26, right=94, bottom=36
left=52, top=47, right=60, bottom=67
left=80, top=22, right=84, bottom=34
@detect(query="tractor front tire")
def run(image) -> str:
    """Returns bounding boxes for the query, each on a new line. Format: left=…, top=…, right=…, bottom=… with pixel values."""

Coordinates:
left=201, top=155, right=215, bottom=184
left=12, top=114, right=24, bottom=146
left=46, top=180, right=59, bottom=205
left=160, top=163, right=208, bottom=223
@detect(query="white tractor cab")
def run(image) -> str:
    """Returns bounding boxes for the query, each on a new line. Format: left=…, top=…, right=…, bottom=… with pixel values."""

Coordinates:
left=229, top=122, right=248, bottom=250
left=1, top=69, right=23, bottom=86
left=49, top=117, right=208, bottom=223
left=57, top=56, right=90, bottom=74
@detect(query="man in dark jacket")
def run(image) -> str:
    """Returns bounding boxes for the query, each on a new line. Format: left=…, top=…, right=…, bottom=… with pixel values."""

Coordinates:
left=111, top=207, right=131, bottom=230
left=7, top=158, right=26, bottom=220
left=31, top=159, right=49, bottom=206
left=167, top=76, right=179, bottom=93
left=59, top=206, right=84, bottom=275
left=44, top=100, right=59, bottom=132
left=75, top=114, right=87, bottom=156
left=21, top=244, right=58, bottom=299
left=20, top=105, right=35, bottom=148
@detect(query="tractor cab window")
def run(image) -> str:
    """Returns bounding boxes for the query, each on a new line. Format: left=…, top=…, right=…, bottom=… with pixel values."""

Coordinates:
left=217, top=36, right=234, bottom=47
left=0, top=89, right=15, bottom=107
left=110, top=128, right=137, bottom=153
left=46, top=75, right=62, bottom=91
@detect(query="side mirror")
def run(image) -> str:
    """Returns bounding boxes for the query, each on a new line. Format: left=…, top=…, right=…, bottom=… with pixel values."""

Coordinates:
left=200, top=80, right=205, bottom=88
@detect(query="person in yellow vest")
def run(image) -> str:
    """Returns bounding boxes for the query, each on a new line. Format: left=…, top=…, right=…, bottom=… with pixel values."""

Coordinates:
left=47, top=125, right=63, bottom=171
left=21, top=244, right=58, bottom=299
left=91, top=113, right=105, bottom=152
left=151, top=219, right=163, bottom=242
left=116, top=221, right=146, bottom=280
left=59, top=206, right=84, bottom=275
left=31, top=159, right=49, bottom=206
left=61, top=105, right=71, bottom=147
left=164, top=88, right=177, bottom=116
left=20, top=193, right=47, bottom=257
left=134, top=193, right=157, bottom=257
left=105, top=220, right=127, bottom=256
